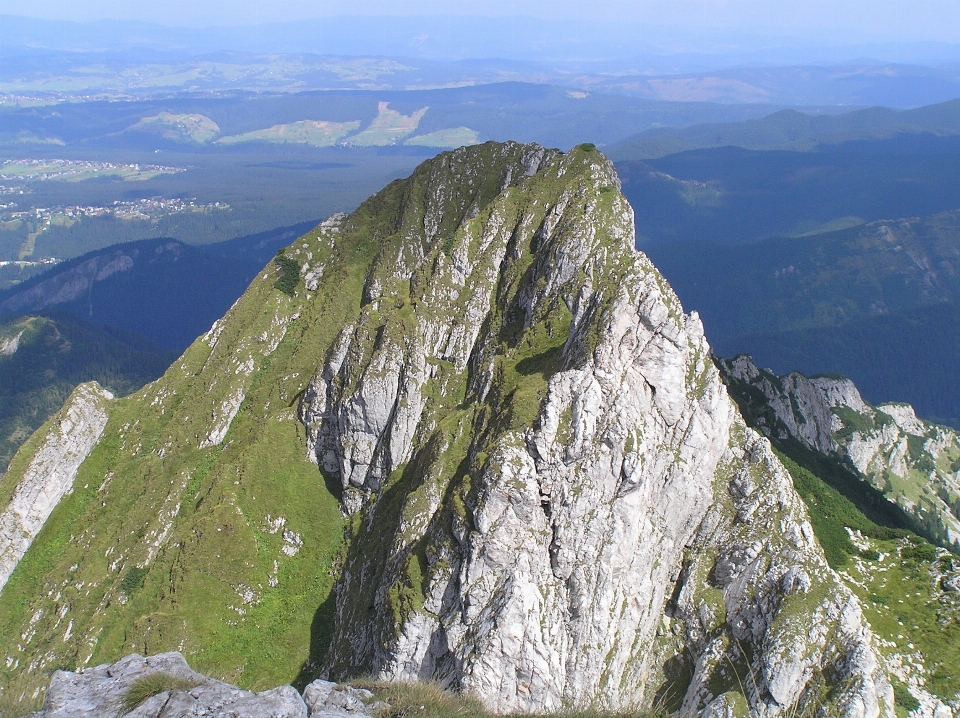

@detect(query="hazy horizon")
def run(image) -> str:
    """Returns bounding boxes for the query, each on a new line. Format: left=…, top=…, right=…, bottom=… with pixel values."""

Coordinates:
left=4, top=7, right=960, bottom=71
left=2, top=0, right=959, bottom=44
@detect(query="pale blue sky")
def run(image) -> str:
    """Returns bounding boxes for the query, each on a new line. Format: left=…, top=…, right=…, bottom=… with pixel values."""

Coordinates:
left=2, top=0, right=959, bottom=42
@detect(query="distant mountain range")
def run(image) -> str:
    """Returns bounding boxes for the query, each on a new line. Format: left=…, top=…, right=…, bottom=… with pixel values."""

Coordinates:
left=4, top=12, right=960, bottom=106
left=610, top=98, right=960, bottom=159
left=4, top=12, right=960, bottom=69
left=0, top=223, right=313, bottom=351
left=3, top=47, right=960, bottom=108
left=619, top=135, right=960, bottom=246
left=0, top=83, right=789, bottom=151
left=647, top=210, right=960, bottom=425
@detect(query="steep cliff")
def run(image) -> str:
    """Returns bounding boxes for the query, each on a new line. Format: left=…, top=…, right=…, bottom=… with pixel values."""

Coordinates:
left=719, top=354, right=960, bottom=548
left=0, top=143, right=894, bottom=716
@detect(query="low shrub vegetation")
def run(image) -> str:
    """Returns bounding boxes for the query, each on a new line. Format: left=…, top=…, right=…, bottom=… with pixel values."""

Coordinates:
left=892, top=679, right=921, bottom=714
left=273, top=250, right=301, bottom=296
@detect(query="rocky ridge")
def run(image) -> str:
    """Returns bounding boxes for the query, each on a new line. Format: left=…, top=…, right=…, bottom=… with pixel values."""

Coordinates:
left=0, top=143, right=895, bottom=715
left=0, top=382, right=112, bottom=592
left=719, top=354, right=960, bottom=547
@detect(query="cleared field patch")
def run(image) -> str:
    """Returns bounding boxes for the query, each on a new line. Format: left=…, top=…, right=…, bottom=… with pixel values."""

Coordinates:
left=0, top=159, right=183, bottom=182
left=130, top=112, right=221, bottom=143
left=344, top=101, right=428, bottom=146
left=405, top=126, right=481, bottom=148
left=217, top=120, right=361, bottom=147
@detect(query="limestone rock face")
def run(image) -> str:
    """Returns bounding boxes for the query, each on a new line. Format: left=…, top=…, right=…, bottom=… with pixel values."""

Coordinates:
left=719, top=354, right=960, bottom=545
left=301, top=144, right=893, bottom=716
left=0, top=382, right=112, bottom=593
left=0, top=329, right=23, bottom=356
left=300, top=141, right=559, bottom=510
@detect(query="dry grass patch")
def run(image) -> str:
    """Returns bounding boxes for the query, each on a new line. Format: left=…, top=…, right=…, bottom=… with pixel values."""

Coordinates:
left=352, top=678, right=650, bottom=718
left=119, top=672, right=202, bottom=713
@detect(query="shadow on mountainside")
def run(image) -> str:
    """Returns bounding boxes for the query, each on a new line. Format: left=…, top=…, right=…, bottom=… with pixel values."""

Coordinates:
left=293, top=465, right=343, bottom=691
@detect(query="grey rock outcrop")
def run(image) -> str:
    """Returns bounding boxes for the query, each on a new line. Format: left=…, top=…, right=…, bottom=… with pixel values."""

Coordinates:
left=719, top=355, right=869, bottom=456
left=719, top=354, right=960, bottom=545
left=0, top=329, right=23, bottom=355
left=302, top=680, right=380, bottom=718
left=37, top=652, right=380, bottom=718
left=0, top=382, right=112, bottom=594
left=299, top=144, right=894, bottom=716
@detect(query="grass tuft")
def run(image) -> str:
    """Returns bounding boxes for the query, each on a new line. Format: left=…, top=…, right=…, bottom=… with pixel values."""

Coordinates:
left=119, top=672, right=202, bottom=714
left=351, top=678, right=651, bottom=718
left=0, top=690, right=43, bottom=718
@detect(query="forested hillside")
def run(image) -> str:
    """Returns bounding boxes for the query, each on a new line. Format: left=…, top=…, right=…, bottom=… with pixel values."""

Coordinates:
left=0, top=313, right=173, bottom=475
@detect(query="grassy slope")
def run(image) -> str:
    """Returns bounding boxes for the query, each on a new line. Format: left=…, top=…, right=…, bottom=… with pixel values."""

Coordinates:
left=405, top=127, right=481, bottom=148
left=0, top=221, right=365, bottom=701
left=781, top=453, right=960, bottom=704
left=217, top=120, right=362, bottom=147
left=130, top=112, right=222, bottom=143
left=0, top=224, right=315, bottom=477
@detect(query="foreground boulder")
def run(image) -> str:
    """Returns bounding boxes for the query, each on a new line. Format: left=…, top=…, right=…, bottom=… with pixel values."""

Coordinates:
left=36, top=651, right=378, bottom=718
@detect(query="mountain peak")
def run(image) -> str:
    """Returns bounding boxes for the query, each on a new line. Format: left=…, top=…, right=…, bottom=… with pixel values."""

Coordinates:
left=0, top=143, right=892, bottom=716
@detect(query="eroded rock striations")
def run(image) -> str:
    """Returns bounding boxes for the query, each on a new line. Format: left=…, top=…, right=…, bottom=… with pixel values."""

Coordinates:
left=0, top=143, right=896, bottom=716
left=0, top=382, right=112, bottom=592
left=720, top=354, right=960, bottom=546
